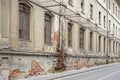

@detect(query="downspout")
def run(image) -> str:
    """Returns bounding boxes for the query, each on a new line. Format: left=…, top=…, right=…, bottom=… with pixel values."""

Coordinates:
left=106, top=0, right=109, bottom=64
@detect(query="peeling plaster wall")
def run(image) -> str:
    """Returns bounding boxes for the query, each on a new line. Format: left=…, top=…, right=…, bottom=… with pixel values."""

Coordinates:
left=0, top=0, right=120, bottom=78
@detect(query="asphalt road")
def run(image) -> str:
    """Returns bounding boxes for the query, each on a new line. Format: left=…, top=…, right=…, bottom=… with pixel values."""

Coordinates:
left=54, top=63, right=120, bottom=80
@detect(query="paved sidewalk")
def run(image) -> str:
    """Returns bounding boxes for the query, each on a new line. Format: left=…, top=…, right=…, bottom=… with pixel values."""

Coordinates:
left=19, top=62, right=120, bottom=80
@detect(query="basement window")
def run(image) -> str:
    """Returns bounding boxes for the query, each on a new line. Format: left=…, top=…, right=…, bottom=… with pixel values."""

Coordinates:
left=2, top=57, right=8, bottom=64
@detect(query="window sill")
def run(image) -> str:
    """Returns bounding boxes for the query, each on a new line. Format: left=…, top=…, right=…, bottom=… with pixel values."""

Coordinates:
left=19, top=39, right=31, bottom=42
left=45, top=43, right=52, bottom=46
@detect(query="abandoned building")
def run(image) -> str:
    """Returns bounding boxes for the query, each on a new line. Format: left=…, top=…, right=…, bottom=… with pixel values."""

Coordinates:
left=0, top=0, right=120, bottom=78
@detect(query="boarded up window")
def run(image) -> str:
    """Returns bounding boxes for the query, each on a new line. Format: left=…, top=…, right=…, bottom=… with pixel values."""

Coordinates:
left=19, top=3, right=30, bottom=40
left=80, top=28, right=84, bottom=49
left=68, top=23, right=72, bottom=47
left=44, top=14, right=52, bottom=45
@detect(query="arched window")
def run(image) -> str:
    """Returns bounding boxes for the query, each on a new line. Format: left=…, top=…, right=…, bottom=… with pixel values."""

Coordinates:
left=19, top=3, right=31, bottom=40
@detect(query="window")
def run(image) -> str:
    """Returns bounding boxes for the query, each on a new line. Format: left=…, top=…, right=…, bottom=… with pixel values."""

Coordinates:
left=116, top=42, right=117, bottom=54
left=103, top=16, right=106, bottom=28
left=109, top=40, right=111, bottom=53
left=109, top=0, right=110, bottom=9
left=90, top=4, right=93, bottom=20
left=104, top=38, right=106, bottom=52
left=113, top=41, right=115, bottom=54
left=19, top=3, right=30, bottom=40
left=116, top=26, right=117, bottom=36
left=90, top=32, right=93, bottom=50
left=99, top=11, right=101, bottom=25
left=68, top=0, right=73, bottom=6
left=113, top=3, right=115, bottom=14
left=109, top=20, right=111, bottom=31
left=80, top=28, right=84, bottom=49
left=2, top=57, right=8, bottom=64
left=68, top=23, right=72, bottom=47
left=113, top=24, right=115, bottom=34
left=116, top=7, right=117, bottom=16
left=118, top=10, right=120, bottom=19
left=98, top=36, right=101, bottom=52
left=44, top=13, right=52, bottom=45
left=81, top=0, right=84, bottom=13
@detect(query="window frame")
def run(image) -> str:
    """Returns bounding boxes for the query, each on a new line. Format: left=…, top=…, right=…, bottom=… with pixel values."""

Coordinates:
left=90, top=32, right=93, bottom=51
left=99, top=11, right=101, bottom=25
left=104, top=38, right=106, bottom=52
left=44, top=13, right=52, bottom=45
left=90, top=4, right=93, bottom=20
left=68, top=23, right=73, bottom=47
left=98, top=36, right=101, bottom=52
left=81, top=0, right=84, bottom=13
left=19, top=3, right=31, bottom=41
left=80, top=28, right=85, bottom=49
left=103, top=15, right=106, bottom=28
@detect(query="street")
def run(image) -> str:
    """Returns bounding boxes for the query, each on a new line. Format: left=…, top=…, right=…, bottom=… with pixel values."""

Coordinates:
left=54, top=63, right=120, bottom=80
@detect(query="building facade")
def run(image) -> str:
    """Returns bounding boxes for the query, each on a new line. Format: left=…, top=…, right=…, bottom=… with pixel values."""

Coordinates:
left=0, top=0, right=120, bottom=77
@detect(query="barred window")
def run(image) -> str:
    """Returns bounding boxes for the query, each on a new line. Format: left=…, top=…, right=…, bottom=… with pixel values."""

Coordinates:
left=68, top=23, right=72, bottom=47
left=44, top=14, right=52, bottom=45
left=19, top=3, right=30, bottom=40
left=80, top=28, right=84, bottom=49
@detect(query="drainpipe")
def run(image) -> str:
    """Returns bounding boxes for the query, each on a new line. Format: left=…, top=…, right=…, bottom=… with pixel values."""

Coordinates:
left=106, top=0, right=109, bottom=64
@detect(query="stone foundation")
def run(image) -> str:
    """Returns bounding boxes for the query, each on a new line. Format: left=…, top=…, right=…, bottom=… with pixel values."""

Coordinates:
left=0, top=52, right=118, bottom=80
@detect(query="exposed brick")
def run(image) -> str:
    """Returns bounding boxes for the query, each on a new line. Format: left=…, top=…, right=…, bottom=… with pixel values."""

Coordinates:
left=9, top=69, right=21, bottom=78
left=28, top=60, right=46, bottom=76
